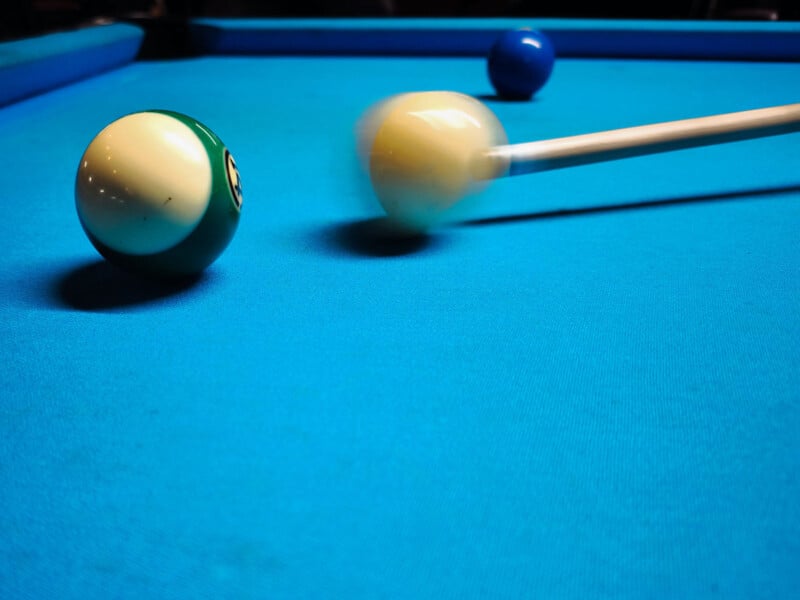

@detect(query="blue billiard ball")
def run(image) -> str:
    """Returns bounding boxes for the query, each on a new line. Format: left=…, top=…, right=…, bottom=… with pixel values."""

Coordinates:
left=488, top=29, right=555, bottom=100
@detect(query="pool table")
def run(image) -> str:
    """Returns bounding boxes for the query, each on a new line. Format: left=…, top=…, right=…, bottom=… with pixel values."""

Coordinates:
left=1, top=17, right=799, bottom=599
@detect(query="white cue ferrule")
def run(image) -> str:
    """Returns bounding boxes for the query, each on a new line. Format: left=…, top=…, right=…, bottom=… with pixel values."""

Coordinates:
left=478, top=103, right=800, bottom=179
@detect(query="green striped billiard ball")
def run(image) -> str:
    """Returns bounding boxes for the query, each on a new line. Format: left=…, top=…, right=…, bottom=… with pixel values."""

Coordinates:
left=75, top=110, right=243, bottom=278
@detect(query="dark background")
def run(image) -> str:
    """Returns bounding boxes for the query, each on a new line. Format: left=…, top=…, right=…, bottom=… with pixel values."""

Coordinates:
left=2, top=0, right=798, bottom=42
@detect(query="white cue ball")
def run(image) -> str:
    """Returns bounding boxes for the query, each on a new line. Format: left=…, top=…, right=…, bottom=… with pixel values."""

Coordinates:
left=359, top=91, right=508, bottom=231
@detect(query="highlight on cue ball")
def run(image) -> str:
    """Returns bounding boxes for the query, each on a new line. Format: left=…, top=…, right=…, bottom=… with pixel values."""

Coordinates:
left=75, top=110, right=243, bottom=278
left=488, top=29, right=555, bottom=100
left=357, top=91, right=508, bottom=232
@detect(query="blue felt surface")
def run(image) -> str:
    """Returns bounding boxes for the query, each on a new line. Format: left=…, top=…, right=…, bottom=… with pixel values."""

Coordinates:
left=0, top=24, right=143, bottom=107
left=1, top=25, right=799, bottom=600
left=191, top=17, right=800, bottom=59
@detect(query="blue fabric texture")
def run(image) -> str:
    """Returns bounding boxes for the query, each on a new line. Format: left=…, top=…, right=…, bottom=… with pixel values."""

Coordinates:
left=0, top=24, right=143, bottom=107
left=190, top=17, right=800, bottom=59
left=0, top=20, right=799, bottom=600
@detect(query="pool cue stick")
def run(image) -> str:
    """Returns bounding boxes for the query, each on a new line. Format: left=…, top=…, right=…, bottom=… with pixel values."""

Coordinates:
left=478, top=103, right=800, bottom=178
